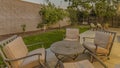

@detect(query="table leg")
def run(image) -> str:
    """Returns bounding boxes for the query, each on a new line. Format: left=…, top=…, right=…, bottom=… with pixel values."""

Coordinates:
left=55, top=54, right=65, bottom=68
left=73, top=54, right=79, bottom=60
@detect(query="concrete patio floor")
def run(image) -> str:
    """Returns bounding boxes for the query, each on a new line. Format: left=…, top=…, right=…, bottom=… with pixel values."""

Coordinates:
left=45, top=29, right=120, bottom=68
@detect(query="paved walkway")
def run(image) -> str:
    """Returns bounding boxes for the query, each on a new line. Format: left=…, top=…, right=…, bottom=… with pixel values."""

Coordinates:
left=46, top=29, right=120, bottom=68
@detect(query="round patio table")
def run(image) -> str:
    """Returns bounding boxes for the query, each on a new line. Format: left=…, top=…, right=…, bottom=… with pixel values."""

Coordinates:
left=50, top=40, right=84, bottom=65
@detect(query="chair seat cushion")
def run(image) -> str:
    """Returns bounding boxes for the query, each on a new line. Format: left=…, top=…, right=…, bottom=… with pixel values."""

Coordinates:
left=63, top=60, right=94, bottom=68
left=20, top=48, right=45, bottom=68
left=83, top=42, right=109, bottom=54
left=64, top=38, right=78, bottom=41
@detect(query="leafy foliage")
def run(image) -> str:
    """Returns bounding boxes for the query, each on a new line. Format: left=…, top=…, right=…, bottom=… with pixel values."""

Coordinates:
left=65, top=0, right=120, bottom=24
left=95, top=0, right=117, bottom=18
left=39, top=3, right=68, bottom=25
left=67, top=8, right=79, bottom=25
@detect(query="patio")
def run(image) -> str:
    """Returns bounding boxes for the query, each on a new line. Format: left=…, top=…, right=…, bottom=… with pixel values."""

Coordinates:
left=0, top=28, right=119, bottom=68
left=45, top=29, right=120, bottom=68
left=0, top=0, right=120, bottom=68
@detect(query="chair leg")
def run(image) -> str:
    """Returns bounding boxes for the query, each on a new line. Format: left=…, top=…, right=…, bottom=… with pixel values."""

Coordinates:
left=90, top=55, right=94, bottom=63
left=107, top=56, right=110, bottom=60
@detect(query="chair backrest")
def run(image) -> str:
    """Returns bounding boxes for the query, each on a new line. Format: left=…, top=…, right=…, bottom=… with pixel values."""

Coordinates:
left=0, top=35, right=28, bottom=68
left=0, top=35, right=17, bottom=68
left=65, top=28, right=79, bottom=41
left=90, top=23, right=96, bottom=27
left=97, top=23, right=102, bottom=28
left=94, top=30, right=116, bottom=56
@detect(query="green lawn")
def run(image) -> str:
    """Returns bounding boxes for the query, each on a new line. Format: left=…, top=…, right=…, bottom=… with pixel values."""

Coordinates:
left=23, top=29, right=65, bottom=51
left=23, top=26, right=90, bottom=51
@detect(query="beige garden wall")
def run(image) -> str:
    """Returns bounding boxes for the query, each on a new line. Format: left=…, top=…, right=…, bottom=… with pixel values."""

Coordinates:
left=0, top=0, right=70, bottom=35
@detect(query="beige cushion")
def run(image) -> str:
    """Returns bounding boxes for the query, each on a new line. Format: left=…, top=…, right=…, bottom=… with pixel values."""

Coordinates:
left=65, top=28, right=79, bottom=41
left=97, top=23, right=102, bottom=28
left=83, top=42, right=109, bottom=54
left=90, top=23, right=96, bottom=28
left=64, top=38, right=78, bottom=41
left=3, top=37, right=28, bottom=68
left=63, top=60, right=94, bottom=68
left=94, top=31, right=111, bottom=48
left=20, top=48, right=45, bottom=68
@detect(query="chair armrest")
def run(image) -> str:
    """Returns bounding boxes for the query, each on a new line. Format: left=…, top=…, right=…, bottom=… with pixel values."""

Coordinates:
left=5, top=53, right=42, bottom=62
left=27, top=42, right=45, bottom=48
left=83, top=37, right=94, bottom=42
left=88, top=52, right=108, bottom=68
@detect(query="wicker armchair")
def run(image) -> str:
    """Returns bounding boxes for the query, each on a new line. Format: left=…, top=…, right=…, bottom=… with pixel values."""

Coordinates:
left=0, top=35, right=47, bottom=68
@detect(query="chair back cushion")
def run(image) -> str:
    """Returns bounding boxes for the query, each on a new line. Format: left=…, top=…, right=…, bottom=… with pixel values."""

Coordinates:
left=3, top=37, right=28, bottom=68
left=97, top=23, right=102, bottom=28
left=66, top=28, right=79, bottom=40
left=90, top=23, right=96, bottom=27
left=94, top=31, right=112, bottom=49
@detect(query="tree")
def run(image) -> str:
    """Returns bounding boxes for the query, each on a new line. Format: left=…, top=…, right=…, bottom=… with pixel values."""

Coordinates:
left=95, top=0, right=119, bottom=23
left=65, top=0, right=92, bottom=24
left=38, top=3, right=68, bottom=29
left=89, top=9, right=97, bottom=17
left=67, top=7, right=78, bottom=25
left=65, top=0, right=120, bottom=25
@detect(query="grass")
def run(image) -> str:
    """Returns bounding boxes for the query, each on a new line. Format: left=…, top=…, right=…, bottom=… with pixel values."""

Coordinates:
left=23, top=25, right=90, bottom=51
left=0, top=25, right=90, bottom=65
left=23, top=30, right=65, bottom=51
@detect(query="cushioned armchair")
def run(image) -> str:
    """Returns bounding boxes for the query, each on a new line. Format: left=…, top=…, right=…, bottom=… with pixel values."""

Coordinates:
left=64, top=28, right=80, bottom=41
left=0, top=35, right=46, bottom=68
left=83, top=30, right=116, bottom=59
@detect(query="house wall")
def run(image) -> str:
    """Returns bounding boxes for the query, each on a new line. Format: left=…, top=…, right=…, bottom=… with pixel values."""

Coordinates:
left=0, top=0, right=70, bottom=35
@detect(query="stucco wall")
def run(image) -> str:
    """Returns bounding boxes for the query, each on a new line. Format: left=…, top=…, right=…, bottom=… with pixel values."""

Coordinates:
left=0, top=0, right=70, bottom=35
